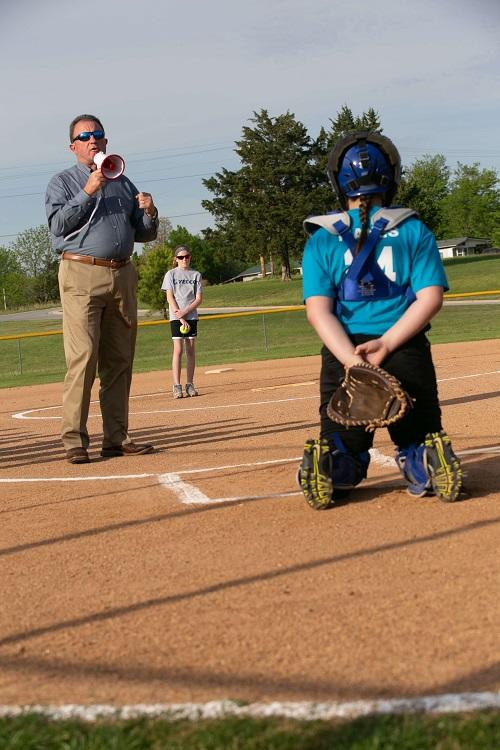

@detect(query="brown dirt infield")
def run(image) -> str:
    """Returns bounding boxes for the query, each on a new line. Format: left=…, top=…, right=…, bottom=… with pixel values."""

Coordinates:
left=0, top=339, right=499, bottom=707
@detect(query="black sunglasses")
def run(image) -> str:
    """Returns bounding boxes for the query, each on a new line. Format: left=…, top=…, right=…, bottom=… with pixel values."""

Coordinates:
left=176, top=254, right=191, bottom=260
left=72, top=129, right=105, bottom=142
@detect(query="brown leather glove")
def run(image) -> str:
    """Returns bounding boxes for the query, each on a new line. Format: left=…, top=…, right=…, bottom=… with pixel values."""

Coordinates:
left=327, top=361, right=412, bottom=432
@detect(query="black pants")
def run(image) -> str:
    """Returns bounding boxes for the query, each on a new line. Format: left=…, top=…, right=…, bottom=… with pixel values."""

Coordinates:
left=319, top=332, right=443, bottom=454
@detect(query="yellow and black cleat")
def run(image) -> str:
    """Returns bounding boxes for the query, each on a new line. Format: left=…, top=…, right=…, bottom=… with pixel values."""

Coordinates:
left=424, top=431, right=464, bottom=502
left=297, top=438, right=335, bottom=510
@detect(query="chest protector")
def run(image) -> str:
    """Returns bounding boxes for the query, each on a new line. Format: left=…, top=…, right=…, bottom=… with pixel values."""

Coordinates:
left=304, top=208, right=417, bottom=305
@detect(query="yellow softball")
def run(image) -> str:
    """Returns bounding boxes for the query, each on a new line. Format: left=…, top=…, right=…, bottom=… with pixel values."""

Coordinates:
left=180, top=322, right=191, bottom=334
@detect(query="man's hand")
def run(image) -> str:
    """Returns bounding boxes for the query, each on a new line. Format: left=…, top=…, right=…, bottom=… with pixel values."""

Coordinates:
left=136, top=192, right=156, bottom=217
left=84, top=169, right=107, bottom=196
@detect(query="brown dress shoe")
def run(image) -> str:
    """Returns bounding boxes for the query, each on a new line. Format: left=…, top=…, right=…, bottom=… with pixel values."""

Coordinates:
left=100, top=442, right=154, bottom=458
left=66, top=447, right=90, bottom=464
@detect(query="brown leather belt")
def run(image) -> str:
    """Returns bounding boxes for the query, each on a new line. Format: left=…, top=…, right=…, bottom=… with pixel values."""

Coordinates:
left=61, top=251, right=130, bottom=269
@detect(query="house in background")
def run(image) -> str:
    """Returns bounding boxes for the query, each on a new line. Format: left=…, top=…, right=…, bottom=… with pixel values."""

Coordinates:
left=437, top=237, right=491, bottom=259
left=224, top=260, right=302, bottom=283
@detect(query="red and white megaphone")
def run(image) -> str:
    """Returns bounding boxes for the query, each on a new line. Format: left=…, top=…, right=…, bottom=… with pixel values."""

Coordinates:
left=93, top=151, right=125, bottom=179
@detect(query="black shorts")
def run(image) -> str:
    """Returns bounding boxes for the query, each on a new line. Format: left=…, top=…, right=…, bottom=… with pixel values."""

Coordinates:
left=170, top=319, right=198, bottom=339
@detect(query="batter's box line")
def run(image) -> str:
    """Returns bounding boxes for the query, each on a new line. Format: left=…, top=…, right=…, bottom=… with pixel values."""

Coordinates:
left=1, top=448, right=498, bottom=506
left=0, top=460, right=302, bottom=507
left=159, top=450, right=398, bottom=505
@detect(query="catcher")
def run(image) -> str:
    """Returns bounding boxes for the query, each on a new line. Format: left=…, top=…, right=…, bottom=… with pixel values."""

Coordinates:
left=298, top=130, right=463, bottom=509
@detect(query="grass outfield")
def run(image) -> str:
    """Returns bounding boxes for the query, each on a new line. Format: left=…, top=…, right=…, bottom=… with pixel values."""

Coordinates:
left=198, top=255, right=500, bottom=307
left=0, top=304, right=499, bottom=388
left=1, top=711, right=500, bottom=748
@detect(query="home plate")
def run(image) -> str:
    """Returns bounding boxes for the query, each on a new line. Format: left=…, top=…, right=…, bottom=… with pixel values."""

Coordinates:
left=252, top=381, right=316, bottom=391
left=205, top=368, right=235, bottom=374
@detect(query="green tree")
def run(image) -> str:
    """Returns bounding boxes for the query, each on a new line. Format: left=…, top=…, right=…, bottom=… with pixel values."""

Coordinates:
left=167, top=226, right=231, bottom=284
left=0, top=246, right=27, bottom=308
left=203, top=109, right=317, bottom=279
left=324, top=105, right=381, bottom=150
left=134, top=216, right=173, bottom=285
left=10, top=225, right=59, bottom=303
left=11, top=225, right=53, bottom=277
left=142, top=216, right=173, bottom=256
left=137, top=224, right=233, bottom=311
left=137, top=242, right=171, bottom=311
left=200, top=226, right=246, bottom=283
left=396, top=154, right=450, bottom=235
left=441, top=163, right=500, bottom=245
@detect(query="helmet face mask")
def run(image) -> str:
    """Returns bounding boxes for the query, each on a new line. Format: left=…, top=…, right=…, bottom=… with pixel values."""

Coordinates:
left=327, top=130, right=401, bottom=208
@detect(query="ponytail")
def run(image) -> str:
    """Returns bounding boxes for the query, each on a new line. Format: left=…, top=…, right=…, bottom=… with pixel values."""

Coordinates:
left=355, top=195, right=374, bottom=255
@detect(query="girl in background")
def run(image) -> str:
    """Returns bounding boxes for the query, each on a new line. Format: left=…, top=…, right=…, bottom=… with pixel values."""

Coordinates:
left=161, top=245, right=203, bottom=398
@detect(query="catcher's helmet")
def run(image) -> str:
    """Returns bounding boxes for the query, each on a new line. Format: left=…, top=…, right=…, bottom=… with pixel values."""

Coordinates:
left=327, top=130, right=401, bottom=208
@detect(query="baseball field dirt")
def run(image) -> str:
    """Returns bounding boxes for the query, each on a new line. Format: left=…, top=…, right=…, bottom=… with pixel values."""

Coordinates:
left=0, top=339, right=499, bottom=706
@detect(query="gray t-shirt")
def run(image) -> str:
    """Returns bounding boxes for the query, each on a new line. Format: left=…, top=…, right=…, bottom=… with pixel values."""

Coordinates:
left=161, top=267, right=202, bottom=320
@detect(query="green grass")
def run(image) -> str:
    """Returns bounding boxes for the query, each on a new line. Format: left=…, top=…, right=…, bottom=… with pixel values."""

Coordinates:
left=0, top=304, right=499, bottom=388
left=1, top=711, right=499, bottom=749
left=200, top=276, right=304, bottom=307
left=442, top=255, right=500, bottom=296
left=427, top=304, right=500, bottom=344
left=196, top=256, right=500, bottom=307
left=0, top=256, right=499, bottom=388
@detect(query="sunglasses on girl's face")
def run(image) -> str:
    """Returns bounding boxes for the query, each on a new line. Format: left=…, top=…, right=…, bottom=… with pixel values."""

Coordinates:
left=72, top=129, right=105, bottom=142
left=177, top=255, right=191, bottom=260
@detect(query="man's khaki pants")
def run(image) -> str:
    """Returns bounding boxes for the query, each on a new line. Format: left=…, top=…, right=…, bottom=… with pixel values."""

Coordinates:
left=58, top=259, right=138, bottom=451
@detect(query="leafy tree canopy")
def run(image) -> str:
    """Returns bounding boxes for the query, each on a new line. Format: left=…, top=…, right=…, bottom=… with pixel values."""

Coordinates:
left=10, top=225, right=54, bottom=277
left=202, top=107, right=386, bottom=277
left=203, top=109, right=318, bottom=278
left=0, top=246, right=27, bottom=308
left=441, top=163, right=500, bottom=244
left=396, top=154, right=450, bottom=235
left=8, top=226, right=59, bottom=304
left=137, top=223, right=238, bottom=310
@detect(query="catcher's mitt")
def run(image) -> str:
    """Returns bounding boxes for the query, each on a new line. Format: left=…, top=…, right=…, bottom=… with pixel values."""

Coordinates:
left=326, top=361, right=412, bottom=431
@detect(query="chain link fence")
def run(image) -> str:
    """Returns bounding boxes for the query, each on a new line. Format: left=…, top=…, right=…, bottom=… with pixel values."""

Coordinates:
left=0, top=307, right=319, bottom=387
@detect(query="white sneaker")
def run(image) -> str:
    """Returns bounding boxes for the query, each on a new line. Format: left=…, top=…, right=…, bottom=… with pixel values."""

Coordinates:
left=172, top=384, right=183, bottom=399
left=185, top=383, right=199, bottom=397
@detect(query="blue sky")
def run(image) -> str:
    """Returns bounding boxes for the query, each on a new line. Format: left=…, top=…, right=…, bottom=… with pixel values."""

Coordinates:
left=1, top=0, right=499, bottom=245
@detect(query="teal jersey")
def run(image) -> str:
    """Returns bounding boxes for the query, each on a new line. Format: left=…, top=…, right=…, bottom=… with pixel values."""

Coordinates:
left=301, top=207, right=448, bottom=335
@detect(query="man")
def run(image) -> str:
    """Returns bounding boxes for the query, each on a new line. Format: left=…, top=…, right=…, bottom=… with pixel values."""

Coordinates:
left=46, top=114, right=159, bottom=463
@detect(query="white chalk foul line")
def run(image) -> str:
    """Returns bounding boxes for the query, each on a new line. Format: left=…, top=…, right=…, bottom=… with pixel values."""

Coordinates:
left=11, top=368, right=500, bottom=420
left=437, top=369, right=500, bottom=382
left=158, top=478, right=301, bottom=505
left=0, top=473, right=155, bottom=484
left=0, top=451, right=396, bottom=507
left=0, top=457, right=301, bottom=484
left=2, top=445, right=498, bottom=498
left=252, top=381, right=316, bottom=392
left=12, top=395, right=316, bottom=420
left=458, top=446, right=500, bottom=455
left=0, top=692, right=499, bottom=721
